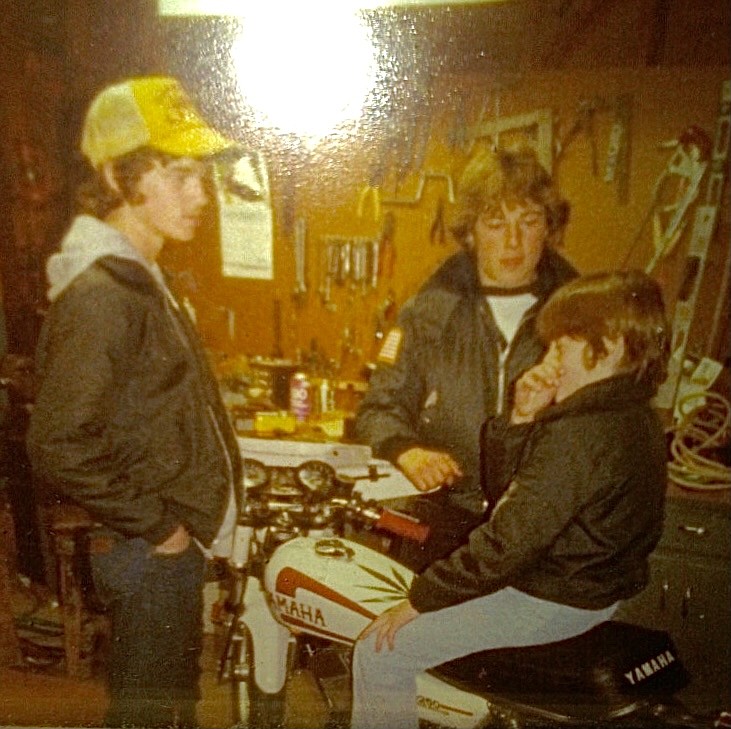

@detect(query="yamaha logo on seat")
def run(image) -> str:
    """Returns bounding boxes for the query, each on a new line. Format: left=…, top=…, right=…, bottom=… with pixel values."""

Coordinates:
left=624, top=649, right=676, bottom=685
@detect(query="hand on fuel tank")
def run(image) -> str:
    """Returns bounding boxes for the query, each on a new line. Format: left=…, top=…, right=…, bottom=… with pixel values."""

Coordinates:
left=358, top=599, right=420, bottom=652
left=397, top=447, right=463, bottom=492
left=512, top=342, right=561, bottom=424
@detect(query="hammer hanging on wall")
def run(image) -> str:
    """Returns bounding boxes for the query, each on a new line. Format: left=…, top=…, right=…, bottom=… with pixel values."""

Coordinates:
left=378, top=212, right=396, bottom=280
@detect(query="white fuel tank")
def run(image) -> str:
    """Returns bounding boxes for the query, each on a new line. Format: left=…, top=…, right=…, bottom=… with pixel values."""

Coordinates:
left=265, top=536, right=415, bottom=644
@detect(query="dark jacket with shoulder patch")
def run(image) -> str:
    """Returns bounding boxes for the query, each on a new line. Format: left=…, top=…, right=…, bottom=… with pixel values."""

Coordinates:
left=355, top=249, right=577, bottom=513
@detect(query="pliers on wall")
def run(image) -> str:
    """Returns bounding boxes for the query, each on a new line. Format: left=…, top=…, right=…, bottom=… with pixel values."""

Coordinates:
left=430, top=197, right=447, bottom=245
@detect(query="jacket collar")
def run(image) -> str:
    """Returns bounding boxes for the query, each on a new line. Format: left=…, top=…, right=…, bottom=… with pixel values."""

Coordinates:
left=422, top=249, right=577, bottom=301
left=409, top=248, right=577, bottom=334
left=47, top=215, right=169, bottom=302
left=537, top=374, right=656, bottom=423
left=95, top=255, right=167, bottom=299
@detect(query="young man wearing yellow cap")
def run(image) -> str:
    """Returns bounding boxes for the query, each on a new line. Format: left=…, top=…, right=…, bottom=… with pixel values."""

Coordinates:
left=27, top=77, right=242, bottom=728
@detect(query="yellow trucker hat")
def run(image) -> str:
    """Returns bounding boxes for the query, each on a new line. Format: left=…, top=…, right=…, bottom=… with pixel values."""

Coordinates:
left=81, top=76, right=233, bottom=168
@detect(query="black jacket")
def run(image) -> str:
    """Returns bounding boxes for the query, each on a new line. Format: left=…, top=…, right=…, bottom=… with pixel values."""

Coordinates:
left=355, top=248, right=577, bottom=513
left=408, top=375, right=668, bottom=612
left=28, top=255, right=242, bottom=547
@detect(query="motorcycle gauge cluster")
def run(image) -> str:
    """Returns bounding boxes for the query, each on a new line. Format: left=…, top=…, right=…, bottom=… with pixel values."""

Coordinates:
left=242, top=458, right=337, bottom=498
left=296, top=460, right=337, bottom=492
left=242, top=459, right=269, bottom=490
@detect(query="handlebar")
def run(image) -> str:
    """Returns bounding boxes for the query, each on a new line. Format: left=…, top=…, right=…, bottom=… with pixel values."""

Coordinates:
left=376, top=508, right=430, bottom=544
left=240, top=486, right=430, bottom=544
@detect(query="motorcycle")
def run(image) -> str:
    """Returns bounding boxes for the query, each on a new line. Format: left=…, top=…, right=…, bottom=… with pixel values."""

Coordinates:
left=216, top=439, right=718, bottom=729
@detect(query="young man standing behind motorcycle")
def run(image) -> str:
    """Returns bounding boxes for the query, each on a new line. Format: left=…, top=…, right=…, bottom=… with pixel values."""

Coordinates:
left=351, top=269, right=671, bottom=729
left=354, top=146, right=576, bottom=572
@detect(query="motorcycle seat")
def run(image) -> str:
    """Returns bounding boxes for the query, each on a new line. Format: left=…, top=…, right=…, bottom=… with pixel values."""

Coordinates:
left=428, top=621, right=690, bottom=720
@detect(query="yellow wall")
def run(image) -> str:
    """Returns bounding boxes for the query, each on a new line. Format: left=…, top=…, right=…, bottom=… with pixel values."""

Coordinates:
left=165, top=66, right=730, bottom=381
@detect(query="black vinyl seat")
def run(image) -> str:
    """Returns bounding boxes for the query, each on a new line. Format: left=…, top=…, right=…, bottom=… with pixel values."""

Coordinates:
left=428, top=621, right=691, bottom=723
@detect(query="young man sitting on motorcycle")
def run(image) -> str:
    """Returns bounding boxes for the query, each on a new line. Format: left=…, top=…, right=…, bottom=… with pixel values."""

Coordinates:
left=350, top=269, right=671, bottom=729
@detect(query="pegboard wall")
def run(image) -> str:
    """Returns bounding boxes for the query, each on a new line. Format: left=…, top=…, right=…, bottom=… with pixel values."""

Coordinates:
left=160, top=66, right=729, bottom=382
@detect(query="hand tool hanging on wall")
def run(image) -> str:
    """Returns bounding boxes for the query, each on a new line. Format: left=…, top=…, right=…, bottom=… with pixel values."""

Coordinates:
left=292, top=217, right=307, bottom=304
left=319, top=240, right=339, bottom=310
left=357, top=155, right=387, bottom=223
left=357, top=183, right=382, bottom=222
left=226, top=308, right=235, bottom=342
left=554, top=98, right=604, bottom=176
left=378, top=212, right=396, bottom=280
left=319, top=236, right=379, bottom=304
left=430, top=197, right=447, bottom=246
left=272, top=298, right=284, bottom=358
left=373, top=289, right=397, bottom=345
left=381, top=171, right=455, bottom=206
left=350, top=239, right=370, bottom=294
left=277, top=149, right=304, bottom=240
left=654, top=79, right=730, bottom=413
left=370, top=238, right=380, bottom=289
left=604, top=93, right=634, bottom=204
left=336, top=240, right=352, bottom=286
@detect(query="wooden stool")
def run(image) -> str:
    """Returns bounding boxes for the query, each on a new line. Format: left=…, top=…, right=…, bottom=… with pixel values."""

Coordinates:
left=48, top=503, right=105, bottom=678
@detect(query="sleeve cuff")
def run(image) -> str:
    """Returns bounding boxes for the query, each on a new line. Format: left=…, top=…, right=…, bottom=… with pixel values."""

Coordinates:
left=408, top=573, right=457, bottom=613
left=377, top=436, right=421, bottom=463
left=143, top=513, right=181, bottom=546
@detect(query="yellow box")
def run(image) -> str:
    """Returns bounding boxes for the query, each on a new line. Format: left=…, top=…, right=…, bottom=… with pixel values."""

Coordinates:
left=310, top=411, right=348, bottom=440
left=253, top=410, right=297, bottom=434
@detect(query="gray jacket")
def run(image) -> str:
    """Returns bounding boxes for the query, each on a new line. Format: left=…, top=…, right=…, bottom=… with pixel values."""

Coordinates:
left=355, top=249, right=577, bottom=513
left=27, top=216, right=242, bottom=546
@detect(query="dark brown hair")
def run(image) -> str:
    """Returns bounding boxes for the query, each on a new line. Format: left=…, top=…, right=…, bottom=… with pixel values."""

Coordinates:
left=450, top=145, right=570, bottom=248
left=75, top=147, right=177, bottom=218
left=537, top=269, right=671, bottom=391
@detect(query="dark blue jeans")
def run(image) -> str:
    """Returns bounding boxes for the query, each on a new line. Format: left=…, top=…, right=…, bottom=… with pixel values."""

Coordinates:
left=90, top=535, right=206, bottom=728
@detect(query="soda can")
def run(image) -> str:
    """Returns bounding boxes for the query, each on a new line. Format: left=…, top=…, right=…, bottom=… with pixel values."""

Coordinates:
left=289, top=372, right=312, bottom=421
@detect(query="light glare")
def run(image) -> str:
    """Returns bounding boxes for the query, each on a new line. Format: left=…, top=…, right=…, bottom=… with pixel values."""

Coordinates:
left=230, top=7, right=378, bottom=143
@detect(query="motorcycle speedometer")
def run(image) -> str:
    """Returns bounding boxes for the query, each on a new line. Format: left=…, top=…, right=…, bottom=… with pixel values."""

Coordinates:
left=242, top=459, right=269, bottom=490
left=296, top=460, right=336, bottom=493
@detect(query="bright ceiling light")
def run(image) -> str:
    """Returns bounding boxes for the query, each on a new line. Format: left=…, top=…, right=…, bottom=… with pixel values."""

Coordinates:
left=228, top=6, right=378, bottom=143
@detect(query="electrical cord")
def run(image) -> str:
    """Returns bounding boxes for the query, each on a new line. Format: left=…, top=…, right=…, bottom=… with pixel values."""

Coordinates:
left=667, top=390, right=731, bottom=491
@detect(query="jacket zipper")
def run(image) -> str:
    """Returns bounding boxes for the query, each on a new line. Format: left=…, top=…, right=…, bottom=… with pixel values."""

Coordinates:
left=209, top=404, right=235, bottom=489
left=496, top=345, right=509, bottom=416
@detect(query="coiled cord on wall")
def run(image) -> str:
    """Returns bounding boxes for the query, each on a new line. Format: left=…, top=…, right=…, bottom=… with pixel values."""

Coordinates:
left=667, top=390, right=731, bottom=491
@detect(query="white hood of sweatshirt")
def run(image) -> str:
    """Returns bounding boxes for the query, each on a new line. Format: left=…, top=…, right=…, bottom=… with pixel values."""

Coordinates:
left=46, top=215, right=159, bottom=302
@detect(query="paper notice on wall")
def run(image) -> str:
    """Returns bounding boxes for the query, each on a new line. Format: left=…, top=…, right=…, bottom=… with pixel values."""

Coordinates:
left=216, top=150, right=274, bottom=280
